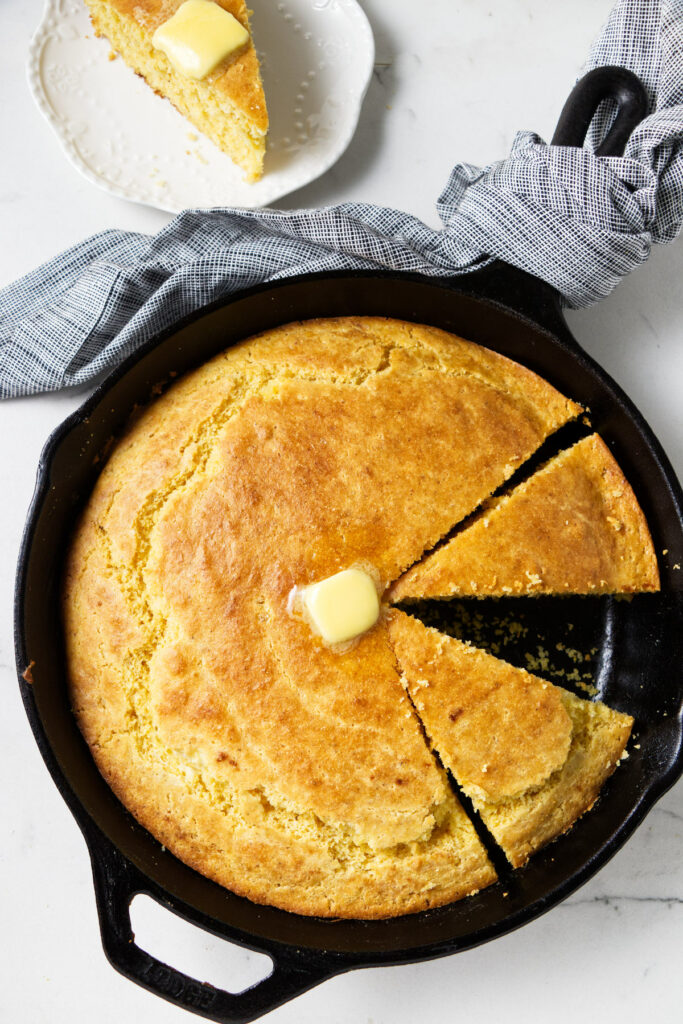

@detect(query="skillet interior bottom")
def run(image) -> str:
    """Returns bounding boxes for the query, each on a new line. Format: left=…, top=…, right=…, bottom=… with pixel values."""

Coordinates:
left=16, top=274, right=683, bottom=987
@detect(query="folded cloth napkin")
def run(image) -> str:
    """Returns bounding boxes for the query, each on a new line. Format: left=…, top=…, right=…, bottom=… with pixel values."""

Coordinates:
left=1, top=0, right=682, bottom=399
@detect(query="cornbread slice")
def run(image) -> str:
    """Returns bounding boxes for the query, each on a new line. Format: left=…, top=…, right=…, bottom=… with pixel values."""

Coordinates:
left=85, top=0, right=268, bottom=180
left=391, top=434, right=659, bottom=602
left=388, top=610, right=633, bottom=867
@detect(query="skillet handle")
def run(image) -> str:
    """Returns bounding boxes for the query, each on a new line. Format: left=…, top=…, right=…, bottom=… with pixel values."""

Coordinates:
left=88, top=834, right=339, bottom=1024
left=450, top=66, right=650, bottom=329
left=551, top=65, right=648, bottom=157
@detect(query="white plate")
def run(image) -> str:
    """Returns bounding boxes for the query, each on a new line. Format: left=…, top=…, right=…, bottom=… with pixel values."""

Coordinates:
left=27, top=0, right=375, bottom=211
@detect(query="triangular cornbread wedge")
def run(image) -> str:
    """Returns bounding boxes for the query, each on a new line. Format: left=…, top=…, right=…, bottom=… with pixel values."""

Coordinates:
left=388, top=609, right=633, bottom=868
left=391, top=434, right=659, bottom=602
left=85, top=0, right=268, bottom=180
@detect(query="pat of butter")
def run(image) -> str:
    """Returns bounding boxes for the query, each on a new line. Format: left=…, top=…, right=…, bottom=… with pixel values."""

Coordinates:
left=152, top=0, right=250, bottom=81
left=302, top=569, right=380, bottom=645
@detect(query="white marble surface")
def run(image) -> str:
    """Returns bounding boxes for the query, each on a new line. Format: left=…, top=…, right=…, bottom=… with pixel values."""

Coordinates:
left=1, top=1, right=682, bottom=1022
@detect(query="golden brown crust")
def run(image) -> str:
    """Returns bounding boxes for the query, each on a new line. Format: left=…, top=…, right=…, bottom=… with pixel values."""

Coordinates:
left=83, top=727, right=497, bottom=917
left=391, top=434, right=660, bottom=602
left=388, top=610, right=633, bottom=868
left=65, top=527, right=497, bottom=917
left=99, top=317, right=581, bottom=586
left=480, top=691, right=633, bottom=867
left=85, top=0, right=267, bottom=179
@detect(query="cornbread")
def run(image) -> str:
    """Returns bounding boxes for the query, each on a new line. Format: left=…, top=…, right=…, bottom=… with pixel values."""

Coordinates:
left=391, top=434, right=660, bottom=602
left=64, top=316, right=588, bottom=918
left=84, top=0, right=268, bottom=181
left=388, top=610, right=633, bottom=867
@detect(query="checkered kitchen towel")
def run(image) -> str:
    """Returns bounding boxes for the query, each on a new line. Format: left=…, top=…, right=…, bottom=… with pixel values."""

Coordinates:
left=2, top=0, right=683, bottom=398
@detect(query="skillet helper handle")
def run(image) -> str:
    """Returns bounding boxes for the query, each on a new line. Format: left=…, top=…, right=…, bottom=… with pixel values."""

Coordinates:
left=88, top=837, right=337, bottom=1024
left=551, top=64, right=648, bottom=157
left=447, top=66, right=649, bottom=330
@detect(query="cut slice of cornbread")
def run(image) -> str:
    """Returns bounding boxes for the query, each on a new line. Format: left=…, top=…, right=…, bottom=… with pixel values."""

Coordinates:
left=85, top=0, right=268, bottom=181
left=391, top=434, right=659, bottom=602
left=388, top=609, right=633, bottom=868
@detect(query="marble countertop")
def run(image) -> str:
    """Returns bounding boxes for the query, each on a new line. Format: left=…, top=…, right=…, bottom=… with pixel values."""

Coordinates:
left=1, top=1, right=681, bottom=1021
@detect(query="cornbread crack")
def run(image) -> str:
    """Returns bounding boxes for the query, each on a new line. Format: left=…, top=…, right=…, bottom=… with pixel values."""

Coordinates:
left=254, top=596, right=448, bottom=848
left=388, top=610, right=633, bottom=868
left=65, top=317, right=590, bottom=917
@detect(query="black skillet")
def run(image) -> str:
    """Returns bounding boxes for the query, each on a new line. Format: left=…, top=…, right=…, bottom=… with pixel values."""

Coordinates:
left=14, top=67, right=683, bottom=1023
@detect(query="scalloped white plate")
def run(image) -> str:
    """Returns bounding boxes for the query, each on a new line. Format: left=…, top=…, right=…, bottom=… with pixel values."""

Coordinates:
left=27, top=0, right=375, bottom=211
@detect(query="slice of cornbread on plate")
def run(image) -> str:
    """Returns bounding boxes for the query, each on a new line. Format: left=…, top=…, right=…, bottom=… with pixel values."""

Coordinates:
left=391, top=434, right=659, bottom=603
left=84, top=0, right=268, bottom=181
left=388, top=610, right=633, bottom=868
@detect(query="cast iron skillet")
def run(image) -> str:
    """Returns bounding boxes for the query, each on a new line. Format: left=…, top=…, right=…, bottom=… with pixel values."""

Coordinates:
left=14, top=67, right=683, bottom=1023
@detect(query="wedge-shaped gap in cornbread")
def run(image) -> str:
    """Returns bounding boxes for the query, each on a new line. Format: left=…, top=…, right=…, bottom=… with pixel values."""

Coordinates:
left=400, top=595, right=608, bottom=699
left=443, top=770, right=515, bottom=883
left=386, top=648, right=506, bottom=887
left=388, top=615, right=515, bottom=880
left=389, top=417, right=592, bottom=591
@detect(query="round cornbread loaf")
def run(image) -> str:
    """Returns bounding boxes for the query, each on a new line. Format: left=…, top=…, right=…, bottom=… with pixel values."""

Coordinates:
left=63, top=316, right=585, bottom=918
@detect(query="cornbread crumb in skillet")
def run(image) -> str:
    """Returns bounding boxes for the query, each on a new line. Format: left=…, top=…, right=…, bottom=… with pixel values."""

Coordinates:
left=391, top=434, right=659, bottom=602
left=388, top=610, right=633, bottom=868
left=84, top=0, right=268, bottom=181
left=63, top=316, right=582, bottom=918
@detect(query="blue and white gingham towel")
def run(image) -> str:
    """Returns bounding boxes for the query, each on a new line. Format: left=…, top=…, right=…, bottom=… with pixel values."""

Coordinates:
left=1, top=0, right=683, bottom=399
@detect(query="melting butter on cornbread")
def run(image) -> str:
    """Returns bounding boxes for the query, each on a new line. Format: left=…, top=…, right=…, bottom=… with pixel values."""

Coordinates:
left=290, top=566, right=381, bottom=647
left=152, top=0, right=250, bottom=80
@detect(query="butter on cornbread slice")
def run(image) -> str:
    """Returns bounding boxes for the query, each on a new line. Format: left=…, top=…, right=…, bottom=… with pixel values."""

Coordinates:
left=391, top=434, right=660, bottom=602
left=84, top=0, right=268, bottom=180
left=388, top=610, right=633, bottom=868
